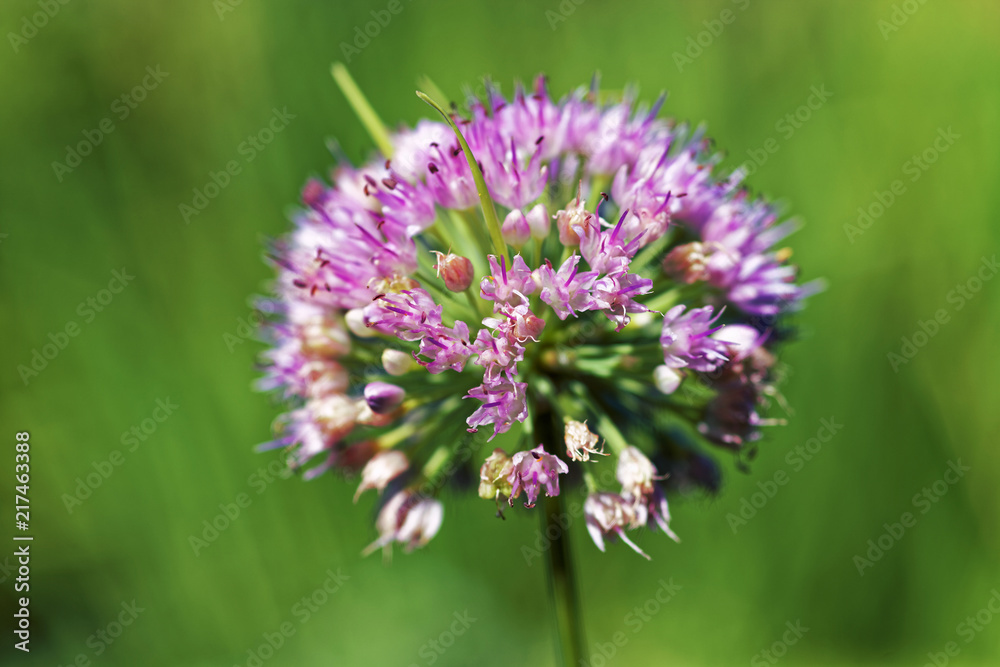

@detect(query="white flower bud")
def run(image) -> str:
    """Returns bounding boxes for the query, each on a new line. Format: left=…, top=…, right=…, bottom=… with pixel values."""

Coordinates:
left=654, top=365, right=683, bottom=394
left=382, top=348, right=414, bottom=376
left=345, top=308, right=375, bottom=338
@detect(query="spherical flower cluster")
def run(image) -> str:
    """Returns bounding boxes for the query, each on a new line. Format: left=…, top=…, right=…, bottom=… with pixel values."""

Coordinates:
left=257, top=76, right=814, bottom=558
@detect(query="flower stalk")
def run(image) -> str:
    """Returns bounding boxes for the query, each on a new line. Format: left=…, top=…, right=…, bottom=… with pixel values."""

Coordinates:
left=536, top=410, right=586, bottom=667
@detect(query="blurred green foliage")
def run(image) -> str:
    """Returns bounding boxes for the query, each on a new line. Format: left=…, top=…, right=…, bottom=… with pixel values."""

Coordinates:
left=2, top=1, right=998, bottom=665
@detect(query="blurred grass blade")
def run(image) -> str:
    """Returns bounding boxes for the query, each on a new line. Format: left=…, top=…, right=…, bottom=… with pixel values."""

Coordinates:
left=331, top=62, right=393, bottom=157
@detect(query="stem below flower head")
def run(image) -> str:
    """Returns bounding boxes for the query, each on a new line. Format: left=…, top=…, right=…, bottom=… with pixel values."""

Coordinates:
left=534, top=409, right=586, bottom=667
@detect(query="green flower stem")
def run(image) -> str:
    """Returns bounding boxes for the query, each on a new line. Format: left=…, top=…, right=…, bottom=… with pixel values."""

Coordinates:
left=645, top=287, right=682, bottom=314
left=630, top=227, right=675, bottom=274
left=423, top=222, right=450, bottom=249
left=331, top=63, right=394, bottom=158
left=587, top=174, right=610, bottom=207
left=567, top=383, right=629, bottom=456
left=437, top=211, right=482, bottom=272
left=416, top=90, right=508, bottom=263
left=377, top=422, right=418, bottom=449
left=595, top=412, right=629, bottom=455
left=421, top=444, right=451, bottom=481
left=453, top=209, right=491, bottom=262
left=534, top=409, right=586, bottom=667
left=532, top=236, right=545, bottom=268
left=573, top=342, right=663, bottom=357
left=465, top=286, right=487, bottom=320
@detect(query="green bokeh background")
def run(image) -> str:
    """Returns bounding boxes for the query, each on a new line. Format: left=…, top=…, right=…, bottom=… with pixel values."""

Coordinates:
left=2, top=1, right=998, bottom=665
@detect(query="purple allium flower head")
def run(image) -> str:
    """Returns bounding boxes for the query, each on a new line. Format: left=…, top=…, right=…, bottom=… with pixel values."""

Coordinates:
left=507, top=444, right=570, bottom=508
left=257, top=73, right=815, bottom=557
left=501, top=208, right=532, bottom=247
left=381, top=348, right=414, bottom=376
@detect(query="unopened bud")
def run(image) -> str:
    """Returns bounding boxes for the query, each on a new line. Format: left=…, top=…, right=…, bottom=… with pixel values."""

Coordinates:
left=526, top=203, right=550, bottom=240
left=501, top=209, right=531, bottom=246
left=555, top=197, right=598, bottom=246
left=382, top=348, right=414, bottom=376
left=653, top=365, right=683, bottom=394
left=432, top=251, right=475, bottom=292
left=364, top=381, right=405, bottom=414
left=345, top=308, right=376, bottom=338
